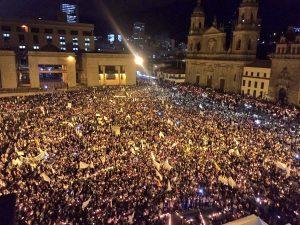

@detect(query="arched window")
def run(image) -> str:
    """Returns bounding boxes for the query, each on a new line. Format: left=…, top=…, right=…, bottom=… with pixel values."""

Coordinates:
left=236, top=39, right=241, bottom=50
left=241, top=14, right=245, bottom=22
left=248, top=39, right=252, bottom=50
left=196, top=42, right=201, bottom=51
left=189, top=43, right=193, bottom=51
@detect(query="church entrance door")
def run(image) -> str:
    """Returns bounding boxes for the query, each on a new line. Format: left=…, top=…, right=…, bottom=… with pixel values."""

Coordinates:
left=196, top=76, right=200, bottom=85
left=278, top=88, right=287, bottom=105
left=220, top=79, right=225, bottom=92
left=207, top=75, right=213, bottom=88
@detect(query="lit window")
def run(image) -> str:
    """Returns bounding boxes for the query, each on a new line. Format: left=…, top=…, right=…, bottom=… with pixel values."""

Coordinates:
left=60, top=47, right=66, bottom=51
left=60, top=41, right=66, bottom=45
left=73, top=42, right=78, bottom=46
left=85, top=48, right=88, bottom=51
left=33, top=45, right=40, bottom=50
left=46, top=35, right=52, bottom=40
left=60, top=36, right=65, bottom=40
left=73, top=47, right=78, bottom=51
left=85, top=43, right=90, bottom=46
left=3, top=33, right=10, bottom=37
left=85, top=38, right=90, bottom=42
left=72, top=37, right=78, bottom=41
left=19, top=45, right=26, bottom=49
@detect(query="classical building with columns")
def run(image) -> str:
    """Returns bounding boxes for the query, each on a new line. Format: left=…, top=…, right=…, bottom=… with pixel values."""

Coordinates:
left=186, top=0, right=261, bottom=93
left=268, top=34, right=300, bottom=106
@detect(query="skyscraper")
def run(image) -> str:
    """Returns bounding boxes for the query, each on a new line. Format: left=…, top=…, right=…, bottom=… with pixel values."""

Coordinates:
left=60, top=2, right=79, bottom=23
left=132, top=22, right=145, bottom=41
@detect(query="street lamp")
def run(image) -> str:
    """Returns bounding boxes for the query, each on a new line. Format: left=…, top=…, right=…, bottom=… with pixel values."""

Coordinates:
left=134, top=55, right=144, bottom=66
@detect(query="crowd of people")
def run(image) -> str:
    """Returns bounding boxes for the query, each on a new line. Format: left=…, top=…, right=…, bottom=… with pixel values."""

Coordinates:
left=0, top=80, right=299, bottom=225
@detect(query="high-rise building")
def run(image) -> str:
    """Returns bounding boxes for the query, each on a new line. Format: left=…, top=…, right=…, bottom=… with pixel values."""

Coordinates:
left=60, top=2, right=79, bottom=23
left=132, top=22, right=145, bottom=41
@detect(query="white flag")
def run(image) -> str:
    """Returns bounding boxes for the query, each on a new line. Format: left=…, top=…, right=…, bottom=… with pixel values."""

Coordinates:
left=82, top=197, right=92, bottom=209
left=41, top=173, right=51, bottom=183
left=162, top=159, right=172, bottom=171
left=79, top=162, right=90, bottom=169
left=228, top=177, right=237, bottom=188
left=156, top=170, right=163, bottom=181
left=167, top=180, right=172, bottom=191
left=159, top=131, right=165, bottom=139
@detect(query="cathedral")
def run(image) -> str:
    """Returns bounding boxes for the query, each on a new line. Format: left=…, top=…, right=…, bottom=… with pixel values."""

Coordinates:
left=185, top=0, right=261, bottom=93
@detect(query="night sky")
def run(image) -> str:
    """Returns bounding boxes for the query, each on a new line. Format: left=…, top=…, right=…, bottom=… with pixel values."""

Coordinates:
left=0, top=0, right=299, bottom=42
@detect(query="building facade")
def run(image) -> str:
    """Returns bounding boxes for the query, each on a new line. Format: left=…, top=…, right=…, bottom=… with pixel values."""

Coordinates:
left=79, top=53, right=136, bottom=87
left=0, top=18, right=94, bottom=52
left=241, top=60, right=271, bottom=98
left=60, top=2, right=79, bottom=24
left=0, top=51, right=17, bottom=89
left=157, top=67, right=186, bottom=84
left=269, top=35, right=300, bottom=106
left=186, top=0, right=260, bottom=93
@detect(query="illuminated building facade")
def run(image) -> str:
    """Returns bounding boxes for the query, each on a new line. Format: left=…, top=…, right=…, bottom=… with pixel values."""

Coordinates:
left=60, top=2, right=79, bottom=23
left=186, top=0, right=261, bottom=93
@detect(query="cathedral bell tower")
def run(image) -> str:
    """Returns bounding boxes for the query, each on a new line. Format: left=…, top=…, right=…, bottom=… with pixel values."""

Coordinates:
left=232, top=0, right=260, bottom=55
left=187, top=0, right=205, bottom=52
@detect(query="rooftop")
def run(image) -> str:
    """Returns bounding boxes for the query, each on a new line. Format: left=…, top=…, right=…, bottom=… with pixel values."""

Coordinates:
left=246, top=60, right=271, bottom=68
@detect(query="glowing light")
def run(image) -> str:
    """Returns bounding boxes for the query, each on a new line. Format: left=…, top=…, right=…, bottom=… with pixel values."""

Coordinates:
left=44, top=85, right=48, bottom=89
left=255, top=120, right=261, bottom=125
left=67, top=55, right=75, bottom=62
left=134, top=55, right=144, bottom=66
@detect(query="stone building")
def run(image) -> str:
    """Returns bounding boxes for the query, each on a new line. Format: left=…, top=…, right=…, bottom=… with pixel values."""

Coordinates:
left=0, top=51, right=17, bottom=89
left=269, top=34, right=300, bottom=106
left=186, top=0, right=261, bottom=93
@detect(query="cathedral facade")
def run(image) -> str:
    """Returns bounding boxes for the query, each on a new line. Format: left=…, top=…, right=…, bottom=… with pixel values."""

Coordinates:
left=185, top=0, right=260, bottom=93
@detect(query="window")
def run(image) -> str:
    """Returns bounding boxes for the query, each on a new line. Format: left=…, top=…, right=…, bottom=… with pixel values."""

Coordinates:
left=33, top=35, right=39, bottom=44
left=85, top=37, right=90, bottom=42
left=98, top=66, right=103, bottom=74
left=73, top=47, right=78, bottom=51
left=196, top=42, right=201, bottom=51
left=31, top=28, right=39, bottom=33
left=45, top=29, right=53, bottom=34
left=70, top=30, right=78, bottom=35
left=85, top=48, right=89, bottom=51
left=245, top=71, right=248, bottom=76
left=248, top=81, right=251, bottom=87
left=261, top=82, right=264, bottom=89
left=248, top=39, right=252, bottom=50
left=18, top=34, right=25, bottom=42
left=253, top=90, right=257, bottom=97
left=242, top=80, right=246, bottom=86
left=247, top=89, right=250, bottom=95
left=257, top=72, right=260, bottom=77
left=260, top=91, right=263, bottom=97
left=83, top=31, right=92, bottom=36
left=60, top=47, right=66, bottom=51
left=60, top=36, right=65, bottom=40
left=17, top=26, right=28, bottom=32
left=60, top=41, right=66, bottom=45
left=242, top=90, right=244, bottom=95
left=72, top=37, right=78, bottom=41
left=19, top=45, right=26, bottom=49
left=33, top=45, right=40, bottom=50
left=236, top=39, right=241, bottom=50
left=251, top=72, right=254, bottom=76
left=46, top=35, right=52, bottom=40
left=120, top=66, right=125, bottom=73
left=3, top=33, right=10, bottom=41
left=264, top=73, right=267, bottom=78
left=254, top=81, right=258, bottom=88
left=1, top=26, right=11, bottom=31
left=58, top=30, right=66, bottom=35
